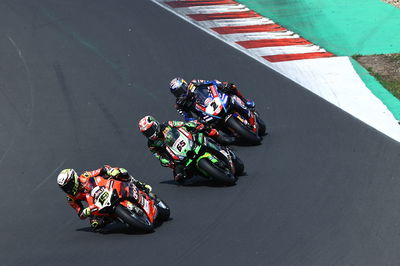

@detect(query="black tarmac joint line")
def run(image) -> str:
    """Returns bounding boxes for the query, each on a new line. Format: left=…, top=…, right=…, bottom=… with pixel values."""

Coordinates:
left=1, top=0, right=400, bottom=265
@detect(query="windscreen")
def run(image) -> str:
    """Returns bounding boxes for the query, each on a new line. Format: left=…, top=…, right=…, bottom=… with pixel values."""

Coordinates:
left=165, top=128, right=181, bottom=146
left=194, top=86, right=211, bottom=104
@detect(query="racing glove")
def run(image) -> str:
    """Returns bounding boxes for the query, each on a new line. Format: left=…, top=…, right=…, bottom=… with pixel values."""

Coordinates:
left=79, top=207, right=91, bottom=219
left=134, top=181, right=152, bottom=193
left=191, top=120, right=219, bottom=138
left=220, top=82, right=255, bottom=108
left=191, top=120, right=214, bottom=134
left=158, top=156, right=174, bottom=168
left=220, top=82, right=236, bottom=93
left=106, top=167, right=121, bottom=178
left=195, top=122, right=205, bottom=131
left=245, top=100, right=255, bottom=108
left=206, top=128, right=219, bottom=137
left=106, top=167, right=130, bottom=180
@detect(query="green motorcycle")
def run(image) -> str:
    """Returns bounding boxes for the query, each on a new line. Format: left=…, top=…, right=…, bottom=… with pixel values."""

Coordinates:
left=164, top=127, right=244, bottom=185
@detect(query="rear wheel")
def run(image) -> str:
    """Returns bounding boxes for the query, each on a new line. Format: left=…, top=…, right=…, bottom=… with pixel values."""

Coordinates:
left=115, top=205, right=154, bottom=232
left=198, top=158, right=237, bottom=185
left=226, top=116, right=261, bottom=145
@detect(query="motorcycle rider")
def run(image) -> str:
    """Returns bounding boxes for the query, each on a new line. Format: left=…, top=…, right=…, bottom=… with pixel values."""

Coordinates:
left=139, top=115, right=221, bottom=183
left=169, top=78, right=259, bottom=143
left=57, top=165, right=152, bottom=230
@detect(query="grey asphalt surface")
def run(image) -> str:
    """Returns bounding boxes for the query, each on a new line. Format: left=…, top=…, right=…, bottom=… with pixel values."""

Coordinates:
left=1, top=0, right=400, bottom=265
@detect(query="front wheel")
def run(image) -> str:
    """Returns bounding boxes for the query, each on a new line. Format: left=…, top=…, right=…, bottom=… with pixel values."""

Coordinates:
left=233, top=156, right=244, bottom=176
left=115, top=205, right=154, bottom=233
left=255, top=112, right=267, bottom=136
left=155, top=199, right=170, bottom=222
left=225, top=116, right=261, bottom=145
left=198, top=158, right=237, bottom=185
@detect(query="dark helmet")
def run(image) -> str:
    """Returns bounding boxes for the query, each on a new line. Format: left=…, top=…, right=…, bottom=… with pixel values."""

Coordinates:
left=139, top=115, right=161, bottom=140
left=169, top=77, right=189, bottom=98
left=57, top=169, right=80, bottom=195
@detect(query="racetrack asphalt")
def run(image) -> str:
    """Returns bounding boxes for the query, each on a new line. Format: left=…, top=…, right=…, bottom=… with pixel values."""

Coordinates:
left=1, top=0, right=400, bottom=265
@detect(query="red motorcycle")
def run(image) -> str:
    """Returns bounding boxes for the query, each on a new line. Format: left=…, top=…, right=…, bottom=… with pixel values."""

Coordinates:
left=87, top=176, right=170, bottom=232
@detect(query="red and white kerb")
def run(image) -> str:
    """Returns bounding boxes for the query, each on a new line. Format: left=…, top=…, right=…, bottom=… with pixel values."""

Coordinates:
left=153, top=0, right=334, bottom=62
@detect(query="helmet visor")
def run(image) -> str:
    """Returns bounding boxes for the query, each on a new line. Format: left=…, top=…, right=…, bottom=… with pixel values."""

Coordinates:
left=61, top=174, right=79, bottom=195
left=143, top=125, right=157, bottom=139
left=172, top=82, right=188, bottom=97
left=61, top=178, right=75, bottom=194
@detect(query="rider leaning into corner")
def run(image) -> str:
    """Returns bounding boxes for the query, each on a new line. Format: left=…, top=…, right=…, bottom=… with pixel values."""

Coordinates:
left=139, top=115, right=223, bottom=184
left=57, top=166, right=152, bottom=230
left=169, top=77, right=261, bottom=144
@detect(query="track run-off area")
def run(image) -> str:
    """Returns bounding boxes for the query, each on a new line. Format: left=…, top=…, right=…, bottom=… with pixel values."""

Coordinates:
left=1, top=0, right=400, bottom=265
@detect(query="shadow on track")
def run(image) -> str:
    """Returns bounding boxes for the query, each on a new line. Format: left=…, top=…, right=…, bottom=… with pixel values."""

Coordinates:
left=76, top=218, right=173, bottom=235
left=159, top=174, right=247, bottom=187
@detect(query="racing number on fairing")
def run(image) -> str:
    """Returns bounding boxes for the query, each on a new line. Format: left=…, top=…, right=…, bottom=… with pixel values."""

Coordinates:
left=98, top=191, right=109, bottom=205
left=210, top=101, right=218, bottom=111
left=176, top=140, right=186, bottom=152
left=140, top=196, right=150, bottom=213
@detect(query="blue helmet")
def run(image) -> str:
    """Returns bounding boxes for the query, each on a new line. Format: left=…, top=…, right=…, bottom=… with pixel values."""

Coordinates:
left=169, top=77, right=189, bottom=98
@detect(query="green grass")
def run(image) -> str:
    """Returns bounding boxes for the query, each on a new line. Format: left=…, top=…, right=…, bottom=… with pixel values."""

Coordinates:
left=373, top=73, right=400, bottom=100
left=388, top=53, right=400, bottom=63
left=353, top=54, right=400, bottom=101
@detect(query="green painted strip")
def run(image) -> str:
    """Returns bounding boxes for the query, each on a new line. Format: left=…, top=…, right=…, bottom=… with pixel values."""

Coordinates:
left=350, top=58, right=400, bottom=120
left=236, top=0, right=400, bottom=119
left=236, top=0, right=400, bottom=56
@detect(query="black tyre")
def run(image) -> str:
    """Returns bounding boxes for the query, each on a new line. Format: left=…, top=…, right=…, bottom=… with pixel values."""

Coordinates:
left=155, top=199, right=170, bottom=222
left=256, top=114, right=267, bottom=136
left=198, top=158, right=237, bottom=185
left=226, top=116, right=261, bottom=145
left=115, top=205, right=154, bottom=233
left=233, top=156, right=244, bottom=176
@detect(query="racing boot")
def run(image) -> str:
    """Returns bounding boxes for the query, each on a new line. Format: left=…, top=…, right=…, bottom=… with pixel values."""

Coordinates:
left=90, top=217, right=105, bottom=231
left=90, top=216, right=114, bottom=231
left=173, top=164, right=188, bottom=184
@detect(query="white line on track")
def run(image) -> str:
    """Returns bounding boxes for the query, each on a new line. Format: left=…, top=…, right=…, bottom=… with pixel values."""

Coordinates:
left=196, top=17, right=273, bottom=27
left=7, top=36, right=35, bottom=127
left=249, top=45, right=326, bottom=57
left=176, top=4, right=249, bottom=14
left=221, top=32, right=299, bottom=42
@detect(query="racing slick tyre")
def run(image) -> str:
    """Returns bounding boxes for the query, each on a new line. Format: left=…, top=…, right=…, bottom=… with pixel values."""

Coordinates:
left=155, top=199, right=170, bottom=222
left=233, top=156, right=244, bottom=176
left=115, top=205, right=154, bottom=233
left=198, top=158, right=237, bottom=185
left=226, top=116, right=261, bottom=145
left=255, top=112, right=267, bottom=136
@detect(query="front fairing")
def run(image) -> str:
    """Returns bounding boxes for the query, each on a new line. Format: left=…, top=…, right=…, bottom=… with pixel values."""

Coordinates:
left=120, top=188, right=157, bottom=223
left=89, top=179, right=130, bottom=215
left=194, top=85, right=229, bottom=120
left=90, top=185, right=113, bottom=213
left=164, top=128, right=194, bottom=161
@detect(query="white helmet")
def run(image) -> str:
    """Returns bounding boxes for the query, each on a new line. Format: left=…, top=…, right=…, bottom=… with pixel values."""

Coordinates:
left=57, top=169, right=79, bottom=195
